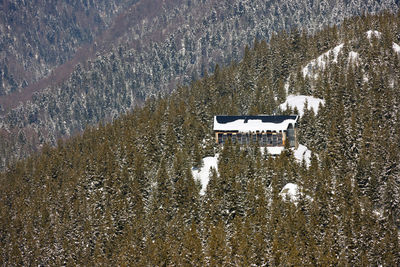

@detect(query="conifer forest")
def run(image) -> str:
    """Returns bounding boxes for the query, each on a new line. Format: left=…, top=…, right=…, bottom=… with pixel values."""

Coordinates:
left=1, top=2, right=400, bottom=266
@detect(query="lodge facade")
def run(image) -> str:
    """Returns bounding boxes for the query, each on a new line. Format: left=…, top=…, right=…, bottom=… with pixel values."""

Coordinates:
left=213, top=115, right=299, bottom=148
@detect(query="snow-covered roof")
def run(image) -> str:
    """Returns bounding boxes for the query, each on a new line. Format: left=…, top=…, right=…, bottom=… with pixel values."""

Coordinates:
left=213, top=115, right=298, bottom=132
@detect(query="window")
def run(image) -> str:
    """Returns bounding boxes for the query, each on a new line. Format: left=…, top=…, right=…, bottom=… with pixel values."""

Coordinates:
left=272, top=134, right=277, bottom=146
left=277, top=132, right=283, bottom=146
left=236, top=134, right=242, bottom=144
left=222, top=134, right=227, bottom=144
left=232, top=134, right=237, bottom=143
left=218, top=133, right=223, bottom=144
left=262, top=134, right=267, bottom=146
left=257, top=133, right=262, bottom=145
left=252, top=133, right=257, bottom=144
left=227, top=133, right=232, bottom=143
left=287, top=124, right=295, bottom=147
left=267, top=133, right=272, bottom=146
left=242, top=134, right=248, bottom=145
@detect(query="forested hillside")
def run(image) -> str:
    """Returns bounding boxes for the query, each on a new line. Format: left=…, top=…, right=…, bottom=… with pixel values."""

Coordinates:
left=1, top=0, right=399, bottom=170
left=1, top=12, right=400, bottom=265
left=0, top=0, right=140, bottom=96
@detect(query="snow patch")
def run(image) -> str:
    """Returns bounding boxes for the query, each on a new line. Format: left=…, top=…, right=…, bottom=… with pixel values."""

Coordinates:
left=284, top=80, right=290, bottom=94
left=280, top=182, right=313, bottom=204
left=373, top=208, right=384, bottom=219
left=267, top=146, right=285, bottom=155
left=348, top=51, right=359, bottom=64
left=280, top=183, right=300, bottom=203
left=366, top=30, right=382, bottom=39
left=192, top=147, right=312, bottom=196
left=393, top=42, right=400, bottom=54
left=303, top=43, right=344, bottom=78
left=280, top=95, right=324, bottom=116
left=260, top=143, right=311, bottom=166
left=192, top=154, right=219, bottom=195
left=293, top=144, right=312, bottom=167
left=260, top=146, right=285, bottom=155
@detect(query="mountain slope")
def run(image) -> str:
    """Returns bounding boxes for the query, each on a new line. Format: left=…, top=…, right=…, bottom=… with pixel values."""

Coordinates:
left=1, top=12, right=399, bottom=265
left=0, top=1, right=399, bottom=169
left=0, top=0, right=140, bottom=96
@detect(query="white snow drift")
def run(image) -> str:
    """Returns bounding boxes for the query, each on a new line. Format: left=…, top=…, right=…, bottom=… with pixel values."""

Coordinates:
left=293, top=144, right=312, bottom=167
left=192, top=154, right=219, bottom=195
left=280, top=183, right=300, bottom=203
left=280, top=94, right=324, bottom=116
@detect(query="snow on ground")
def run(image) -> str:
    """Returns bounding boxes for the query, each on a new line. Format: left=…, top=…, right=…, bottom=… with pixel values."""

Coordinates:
left=261, top=143, right=311, bottom=167
left=280, top=182, right=313, bottom=204
left=192, top=154, right=219, bottom=195
left=284, top=79, right=290, bottom=94
left=366, top=30, right=382, bottom=39
left=393, top=42, right=400, bottom=54
left=260, top=146, right=285, bottom=155
left=301, top=31, right=393, bottom=80
left=302, top=43, right=344, bottom=78
left=280, top=183, right=300, bottom=203
left=280, top=94, right=325, bottom=116
left=192, top=145, right=311, bottom=195
left=267, top=146, right=285, bottom=155
left=348, top=51, right=359, bottom=63
left=293, top=144, right=312, bottom=167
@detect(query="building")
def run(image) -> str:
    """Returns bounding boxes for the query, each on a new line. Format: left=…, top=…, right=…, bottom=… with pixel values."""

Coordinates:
left=213, top=115, right=299, bottom=148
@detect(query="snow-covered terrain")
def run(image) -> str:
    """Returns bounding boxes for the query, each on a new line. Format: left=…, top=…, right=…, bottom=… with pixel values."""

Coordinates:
left=280, top=182, right=313, bottom=204
left=300, top=32, right=397, bottom=79
left=365, top=30, right=400, bottom=54
left=293, top=144, right=312, bottom=167
left=193, top=144, right=312, bottom=195
left=261, top=146, right=285, bottom=155
left=192, top=154, right=219, bottom=195
left=280, top=94, right=325, bottom=116
left=302, top=43, right=344, bottom=78
left=366, top=30, right=382, bottom=39
left=393, top=42, right=400, bottom=53
left=348, top=51, right=359, bottom=63
left=280, top=183, right=300, bottom=203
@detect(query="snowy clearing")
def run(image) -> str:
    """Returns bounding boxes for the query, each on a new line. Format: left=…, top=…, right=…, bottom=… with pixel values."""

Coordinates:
left=280, top=94, right=324, bottom=116
left=192, top=154, right=219, bottom=195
